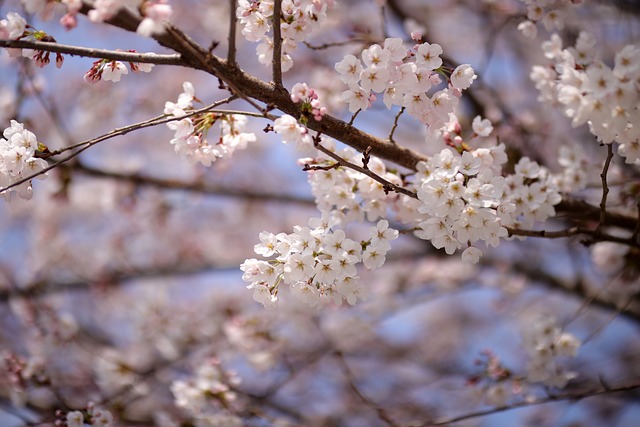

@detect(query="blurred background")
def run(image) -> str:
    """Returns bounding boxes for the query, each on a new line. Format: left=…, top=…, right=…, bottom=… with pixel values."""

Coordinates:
left=1, top=0, right=640, bottom=426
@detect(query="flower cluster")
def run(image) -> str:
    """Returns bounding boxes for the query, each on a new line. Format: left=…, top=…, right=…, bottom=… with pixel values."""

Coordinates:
left=1, top=11, right=65, bottom=68
left=0, top=120, right=48, bottom=201
left=86, top=0, right=172, bottom=36
left=0, top=12, right=26, bottom=39
left=304, top=143, right=403, bottom=224
left=469, top=349, right=521, bottom=407
left=2, top=353, right=48, bottom=406
left=272, top=114, right=314, bottom=150
left=64, top=403, right=114, bottom=427
left=413, top=146, right=512, bottom=263
left=501, top=156, right=562, bottom=230
left=60, top=0, right=82, bottom=29
left=236, top=0, right=335, bottom=72
left=531, top=32, right=640, bottom=164
left=273, top=110, right=561, bottom=264
left=521, top=316, right=581, bottom=388
left=137, top=0, right=172, bottom=37
left=83, top=54, right=155, bottom=83
left=516, top=0, right=581, bottom=39
left=556, top=144, right=591, bottom=192
left=335, top=37, right=476, bottom=129
left=290, top=82, right=327, bottom=123
left=171, top=360, right=242, bottom=427
left=164, top=82, right=257, bottom=166
left=241, top=217, right=398, bottom=308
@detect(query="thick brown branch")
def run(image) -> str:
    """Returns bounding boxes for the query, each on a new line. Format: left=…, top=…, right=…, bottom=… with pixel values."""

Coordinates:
left=557, top=197, right=637, bottom=231
left=506, top=226, right=639, bottom=247
left=227, top=0, right=238, bottom=67
left=272, top=0, right=284, bottom=88
left=81, top=4, right=428, bottom=171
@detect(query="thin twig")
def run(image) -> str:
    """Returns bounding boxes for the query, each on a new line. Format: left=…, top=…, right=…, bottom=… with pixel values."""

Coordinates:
left=199, top=109, right=267, bottom=118
left=581, top=299, right=632, bottom=345
left=0, top=98, right=235, bottom=194
left=408, top=381, right=640, bottom=427
left=227, top=0, right=237, bottom=67
left=388, top=107, right=405, bottom=144
left=506, top=226, right=582, bottom=239
left=72, top=162, right=316, bottom=205
left=0, top=39, right=184, bottom=65
left=272, top=0, right=284, bottom=88
left=348, top=109, right=361, bottom=126
left=596, top=143, right=614, bottom=234
left=303, top=38, right=374, bottom=50
left=22, top=62, right=75, bottom=144
left=505, top=226, right=639, bottom=248
left=311, top=135, right=417, bottom=199
left=334, top=351, right=399, bottom=427
left=478, top=16, right=514, bottom=72
left=303, top=162, right=340, bottom=172
left=566, top=275, right=619, bottom=326
left=81, top=8, right=430, bottom=171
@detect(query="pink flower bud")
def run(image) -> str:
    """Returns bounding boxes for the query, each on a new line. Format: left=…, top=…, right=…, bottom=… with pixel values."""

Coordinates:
left=60, top=13, right=77, bottom=30
left=453, top=121, right=461, bottom=135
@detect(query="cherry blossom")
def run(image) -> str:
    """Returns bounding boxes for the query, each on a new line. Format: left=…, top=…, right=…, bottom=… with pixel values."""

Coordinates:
left=0, top=12, right=26, bottom=39
left=164, top=82, right=256, bottom=165
left=137, top=0, right=172, bottom=37
left=0, top=120, right=47, bottom=200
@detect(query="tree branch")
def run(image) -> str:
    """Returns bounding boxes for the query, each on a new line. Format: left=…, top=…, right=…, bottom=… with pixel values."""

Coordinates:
left=308, top=137, right=418, bottom=199
left=335, top=350, right=399, bottom=427
left=272, top=0, right=284, bottom=88
left=388, top=107, right=405, bottom=144
left=557, top=197, right=637, bottom=231
left=303, top=38, right=375, bottom=50
left=227, top=0, right=238, bottom=68
left=408, top=382, right=640, bottom=427
left=0, top=99, right=233, bottom=194
left=506, top=226, right=640, bottom=248
left=0, top=39, right=185, bottom=65
left=70, top=162, right=316, bottom=205
left=508, top=259, right=640, bottom=324
left=0, top=261, right=239, bottom=304
left=80, top=4, right=428, bottom=171
left=596, top=143, right=614, bottom=234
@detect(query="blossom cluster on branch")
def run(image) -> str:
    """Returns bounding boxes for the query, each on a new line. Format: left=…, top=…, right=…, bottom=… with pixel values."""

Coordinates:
left=335, top=37, right=476, bottom=129
left=0, top=121, right=47, bottom=200
left=532, top=32, right=640, bottom=164
left=0, top=0, right=639, bottom=425
left=241, top=217, right=398, bottom=308
left=164, top=82, right=257, bottom=166
left=237, top=0, right=335, bottom=71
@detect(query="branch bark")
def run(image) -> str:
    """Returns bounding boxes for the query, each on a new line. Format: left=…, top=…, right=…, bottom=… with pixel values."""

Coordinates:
left=0, top=39, right=185, bottom=65
left=76, top=4, right=429, bottom=171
